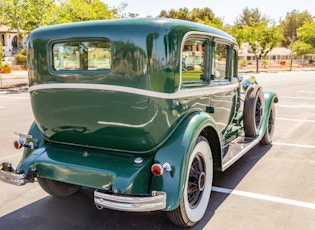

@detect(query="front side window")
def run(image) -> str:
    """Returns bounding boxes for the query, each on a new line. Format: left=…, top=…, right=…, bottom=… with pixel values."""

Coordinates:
left=52, top=40, right=111, bottom=71
left=212, top=43, right=228, bottom=79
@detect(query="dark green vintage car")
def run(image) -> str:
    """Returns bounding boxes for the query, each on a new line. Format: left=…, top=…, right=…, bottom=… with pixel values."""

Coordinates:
left=0, top=18, right=277, bottom=227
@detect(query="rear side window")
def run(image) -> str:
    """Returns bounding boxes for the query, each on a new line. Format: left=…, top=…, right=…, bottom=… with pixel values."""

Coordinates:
left=181, top=37, right=208, bottom=87
left=52, top=40, right=111, bottom=71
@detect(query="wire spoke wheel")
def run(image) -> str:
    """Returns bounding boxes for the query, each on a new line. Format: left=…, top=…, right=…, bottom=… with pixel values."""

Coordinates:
left=188, top=155, right=205, bottom=208
left=167, top=136, right=213, bottom=227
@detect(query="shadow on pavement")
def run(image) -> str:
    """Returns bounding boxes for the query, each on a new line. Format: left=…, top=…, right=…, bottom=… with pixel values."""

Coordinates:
left=0, top=144, right=272, bottom=230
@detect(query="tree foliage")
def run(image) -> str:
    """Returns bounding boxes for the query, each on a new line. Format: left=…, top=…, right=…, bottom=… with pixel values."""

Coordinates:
left=55, top=0, right=115, bottom=24
left=297, top=19, right=315, bottom=48
left=234, top=7, right=265, bottom=27
left=0, top=1, right=314, bottom=71
left=159, top=7, right=224, bottom=29
left=231, top=8, right=283, bottom=72
left=0, top=40, right=3, bottom=65
left=0, top=0, right=120, bottom=34
left=280, top=10, right=313, bottom=46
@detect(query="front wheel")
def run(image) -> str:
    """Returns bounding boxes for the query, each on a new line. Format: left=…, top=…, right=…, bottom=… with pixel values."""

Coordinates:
left=167, top=136, right=213, bottom=227
left=37, top=177, right=81, bottom=197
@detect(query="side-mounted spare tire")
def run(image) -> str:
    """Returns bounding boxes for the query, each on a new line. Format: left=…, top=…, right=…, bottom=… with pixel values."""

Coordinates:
left=243, top=85, right=265, bottom=137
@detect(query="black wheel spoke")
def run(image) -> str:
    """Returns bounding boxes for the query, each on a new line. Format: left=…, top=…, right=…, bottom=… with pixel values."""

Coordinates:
left=187, top=155, right=205, bottom=208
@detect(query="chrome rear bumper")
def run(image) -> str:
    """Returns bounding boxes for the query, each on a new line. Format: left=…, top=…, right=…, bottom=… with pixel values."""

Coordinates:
left=94, top=190, right=166, bottom=212
left=0, top=162, right=27, bottom=185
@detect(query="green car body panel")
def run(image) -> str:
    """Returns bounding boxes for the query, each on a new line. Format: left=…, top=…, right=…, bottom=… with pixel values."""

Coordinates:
left=0, top=18, right=278, bottom=215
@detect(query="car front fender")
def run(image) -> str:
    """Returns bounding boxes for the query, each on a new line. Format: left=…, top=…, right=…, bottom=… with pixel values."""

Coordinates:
left=259, top=91, right=278, bottom=139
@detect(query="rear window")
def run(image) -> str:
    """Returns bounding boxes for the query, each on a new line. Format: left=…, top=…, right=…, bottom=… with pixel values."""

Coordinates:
left=52, top=40, right=111, bottom=71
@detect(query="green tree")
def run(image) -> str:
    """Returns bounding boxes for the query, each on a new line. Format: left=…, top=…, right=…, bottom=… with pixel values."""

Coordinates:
left=158, top=7, right=224, bottom=29
left=234, top=7, right=265, bottom=27
left=0, top=0, right=25, bottom=48
left=159, top=7, right=190, bottom=20
left=237, top=24, right=283, bottom=72
left=280, top=12, right=314, bottom=70
left=280, top=10, right=313, bottom=47
left=0, top=40, right=3, bottom=66
left=0, top=0, right=57, bottom=48
left=232, top=8, right=283, bottom=72
left=288, top=40, right=314, bottom=70
left=297, top=19, right=315, bottom=47
left=0, top=0, right=120, bottom=34
left=55, top=0, right=116, bottom=24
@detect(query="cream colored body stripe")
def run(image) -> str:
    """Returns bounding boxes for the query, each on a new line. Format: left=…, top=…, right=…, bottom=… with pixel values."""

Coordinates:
left=29, top=83, right=238, bottom=99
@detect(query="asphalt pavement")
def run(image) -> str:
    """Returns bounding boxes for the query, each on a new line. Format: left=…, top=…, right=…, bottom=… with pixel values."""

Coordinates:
left=0, top=71, right=315, bottom=229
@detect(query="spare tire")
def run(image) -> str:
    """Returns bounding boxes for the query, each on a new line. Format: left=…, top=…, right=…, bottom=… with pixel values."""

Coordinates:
left=243, top=85, right=265, bottom=137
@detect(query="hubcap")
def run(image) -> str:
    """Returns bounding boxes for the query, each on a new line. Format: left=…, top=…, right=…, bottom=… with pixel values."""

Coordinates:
left=188, top=154, right=205, bottom=209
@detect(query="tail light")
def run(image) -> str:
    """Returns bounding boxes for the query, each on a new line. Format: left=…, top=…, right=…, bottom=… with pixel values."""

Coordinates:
left=151, top=162, right=172, bottom=176
left=151, top=164, right=163, bottom=176
left=13, top=138, right=25, bottom=150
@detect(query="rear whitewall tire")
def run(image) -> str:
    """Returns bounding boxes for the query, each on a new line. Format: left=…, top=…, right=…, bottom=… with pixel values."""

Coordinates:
left=167, top=136, right=213, bottom=227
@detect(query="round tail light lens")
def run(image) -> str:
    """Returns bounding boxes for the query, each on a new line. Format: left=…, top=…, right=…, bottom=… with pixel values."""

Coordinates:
left=151, top=164, right=163, bottom=176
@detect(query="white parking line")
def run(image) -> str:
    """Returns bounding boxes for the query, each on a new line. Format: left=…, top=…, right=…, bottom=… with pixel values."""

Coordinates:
left=272, top=142, right=315, bottom=149
left=0, top=96, right=29, bottom=100
left=212, top=186, right=315, bottom=210
left=277, top=104, right=315, bottom=109
left=280, top=96, right=315, bottom=100
left=298, top=91, right=315, bottom=94
left=276, top=117, right=315, bottom=123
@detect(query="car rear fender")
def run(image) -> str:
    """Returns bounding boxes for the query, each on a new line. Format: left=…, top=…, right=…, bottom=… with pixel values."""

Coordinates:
left=150, top=111, right=220, bottom=211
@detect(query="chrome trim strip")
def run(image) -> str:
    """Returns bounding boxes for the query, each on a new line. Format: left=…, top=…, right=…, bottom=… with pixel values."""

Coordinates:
left=29, top=83, right=238, bottom=99
left=94, top=190, right=166, bottom=212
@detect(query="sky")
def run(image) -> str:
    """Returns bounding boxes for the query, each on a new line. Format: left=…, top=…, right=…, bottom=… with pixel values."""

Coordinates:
left=104, top=0, right=315, bottom=24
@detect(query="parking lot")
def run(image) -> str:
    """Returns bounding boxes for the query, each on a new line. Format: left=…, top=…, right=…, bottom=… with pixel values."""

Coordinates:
left=0, top=71, right=314, bottom=229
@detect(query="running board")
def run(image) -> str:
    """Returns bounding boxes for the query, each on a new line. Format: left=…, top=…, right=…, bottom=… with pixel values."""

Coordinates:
left=222, top=137, right=260, bottom=171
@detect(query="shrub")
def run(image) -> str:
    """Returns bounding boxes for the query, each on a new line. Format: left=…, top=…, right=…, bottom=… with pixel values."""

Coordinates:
left=262, top=60, right=268, bottom=66
left=0, top=63, right=12, bottom=73
left=0, top=42, right=3, bottom=66
left=239, top=59, right=246, bottom=67
left=15, top=49, right=27, bottom=65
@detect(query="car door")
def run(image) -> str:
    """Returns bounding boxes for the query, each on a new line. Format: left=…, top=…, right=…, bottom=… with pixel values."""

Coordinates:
left=210, top=41, right=238, bottom=140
